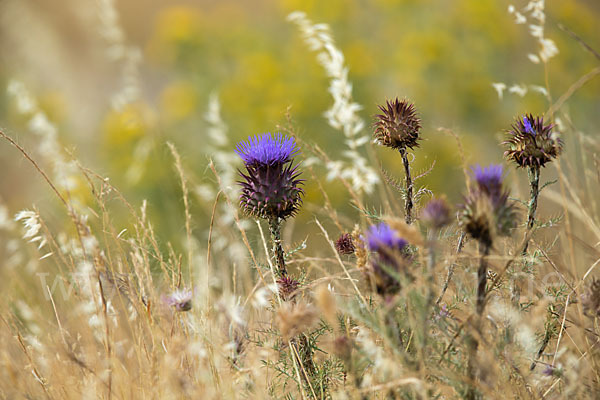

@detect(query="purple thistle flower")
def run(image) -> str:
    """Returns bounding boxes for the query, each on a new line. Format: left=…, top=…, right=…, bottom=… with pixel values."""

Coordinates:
left=236, top=133, right=299, bottom=167
left=365, top=223, right=408, bottom=253
left=362, top=223, right=410, bottom=296
left=460, top=164, right=517, bottom=246
left=236, top=133, right=305, bottom=220
left=471, top=164, right=504, bottom=194
left=504, top=114, right=562, bottom=168
left=421, top=197, right=452, bottom=229
left=164, top=288, right=193, bottom=312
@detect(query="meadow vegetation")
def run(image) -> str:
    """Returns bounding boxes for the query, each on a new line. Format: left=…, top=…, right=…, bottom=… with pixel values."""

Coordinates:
left=1, top=1, right=600, bottom=398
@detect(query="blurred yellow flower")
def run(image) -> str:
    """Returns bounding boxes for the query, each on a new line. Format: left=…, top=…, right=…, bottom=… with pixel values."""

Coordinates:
left=160, top=82, right=198, bottom=122
left=103, top=103, right=154, bottom=147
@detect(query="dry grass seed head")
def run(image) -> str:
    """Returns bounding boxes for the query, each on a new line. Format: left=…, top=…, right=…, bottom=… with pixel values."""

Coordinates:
left=276, top=302, right=318, bottom=341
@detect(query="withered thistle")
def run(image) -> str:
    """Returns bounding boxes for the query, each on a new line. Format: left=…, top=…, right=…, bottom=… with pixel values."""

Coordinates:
left=504, top=114, right=562, bottom=252
left=236, top=133, right=305, bottom=276
left=374, top=98, right=421, bottom=224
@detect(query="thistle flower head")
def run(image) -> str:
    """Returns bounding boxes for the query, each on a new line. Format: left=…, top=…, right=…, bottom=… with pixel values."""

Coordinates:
left=335, top=233, right=355, bottom=255
left=421, top=197, right=452, bottom=229
left=504, top=114, right=562, bottom=168
left=373, top=98, right=421, bottom=150
left=362, top=223, right=410, bottom=296
left=236, top=133, right=299, bottom=167
left=460, top=164, right=517, bottom=246
left=237, top=133, right=304, bottom=220
left=471, top=164, right=505, bottom=201
left=277, top=275, right=300, bottom=301
left=164, top=288, right=193, bottom=312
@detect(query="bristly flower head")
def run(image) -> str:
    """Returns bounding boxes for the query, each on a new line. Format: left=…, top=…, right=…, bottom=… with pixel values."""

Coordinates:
left=504, top=114, right=562, bottom=168
left=421, top=197, right=452, bottom=230
left=373, top=98, right=421, bottom=150
left=237, top=133, right=304, bottom=220
left=236, top=133, right=299, bottom=167
left=335, top=233, right=355, bottom=255
left=362, top=222, right=410, bottom=296
left=471, top=164, right=504, bottom=199
left=459, top=164, right=517, bottom=247
left=277, top=275, right=300, bottom=301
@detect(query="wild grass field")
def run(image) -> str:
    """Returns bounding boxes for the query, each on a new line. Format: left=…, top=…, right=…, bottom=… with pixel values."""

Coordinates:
left=1, top=0, right=600, bottom=398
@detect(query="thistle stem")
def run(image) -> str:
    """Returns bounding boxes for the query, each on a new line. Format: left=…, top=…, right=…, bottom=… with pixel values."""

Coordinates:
left=476, top=242, right=490, bottom=316
left=466, top=241, right=490, bottom=400
left=399, top=148, right=414, bottom=224
left=523, top=165, right=540, bottom=254
left=268, top=217, right=287, bottom=277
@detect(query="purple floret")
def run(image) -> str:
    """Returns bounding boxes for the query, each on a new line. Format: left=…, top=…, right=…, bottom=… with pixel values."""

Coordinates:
left=522, top=116, right=535, bottom=135
left=236, top=133, right=299, bottom=167
left=365, top=223, right=408, bottom=252
left=471, top=164, right=504, bottom=193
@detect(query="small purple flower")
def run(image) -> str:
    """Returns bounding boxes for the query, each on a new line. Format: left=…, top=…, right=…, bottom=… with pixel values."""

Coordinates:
left=362, top=223, right=410, bottom=296
left=164, top=288, right=193, bottom=312
left=421, top=197, right=451, bottom=229
left=365, top=223, right=408, bottom=253
left=522, top=116, right=535, bottom=135
left=235, top=133, right=299, bottom=167
left=434, top=304, right=450, bottom=321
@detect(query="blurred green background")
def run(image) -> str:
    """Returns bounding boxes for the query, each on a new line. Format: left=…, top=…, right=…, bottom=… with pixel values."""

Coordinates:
left=0, top=0, right=598, bottom=247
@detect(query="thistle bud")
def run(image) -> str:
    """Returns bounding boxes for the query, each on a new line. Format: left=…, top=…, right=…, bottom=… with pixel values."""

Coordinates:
left=373, top=98, right=421, bottom=150
left=335, top=233, right=355, bottom=255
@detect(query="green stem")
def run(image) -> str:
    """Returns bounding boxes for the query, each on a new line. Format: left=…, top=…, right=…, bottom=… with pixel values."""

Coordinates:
left=400, top=148, right=414, bottom=224
left=268, top=217, right=287, bottom=277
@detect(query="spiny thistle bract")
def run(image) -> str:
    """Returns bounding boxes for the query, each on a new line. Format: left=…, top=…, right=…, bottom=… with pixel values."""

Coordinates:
left=363, top=222, right=410, bottom=295
left=504, top=114, right=562, bottom=168
left=459, top=164, right=517, bottom=247
left=373, top=98, right=421, bottom=150
left=236, top=133, right=304, bottom=220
